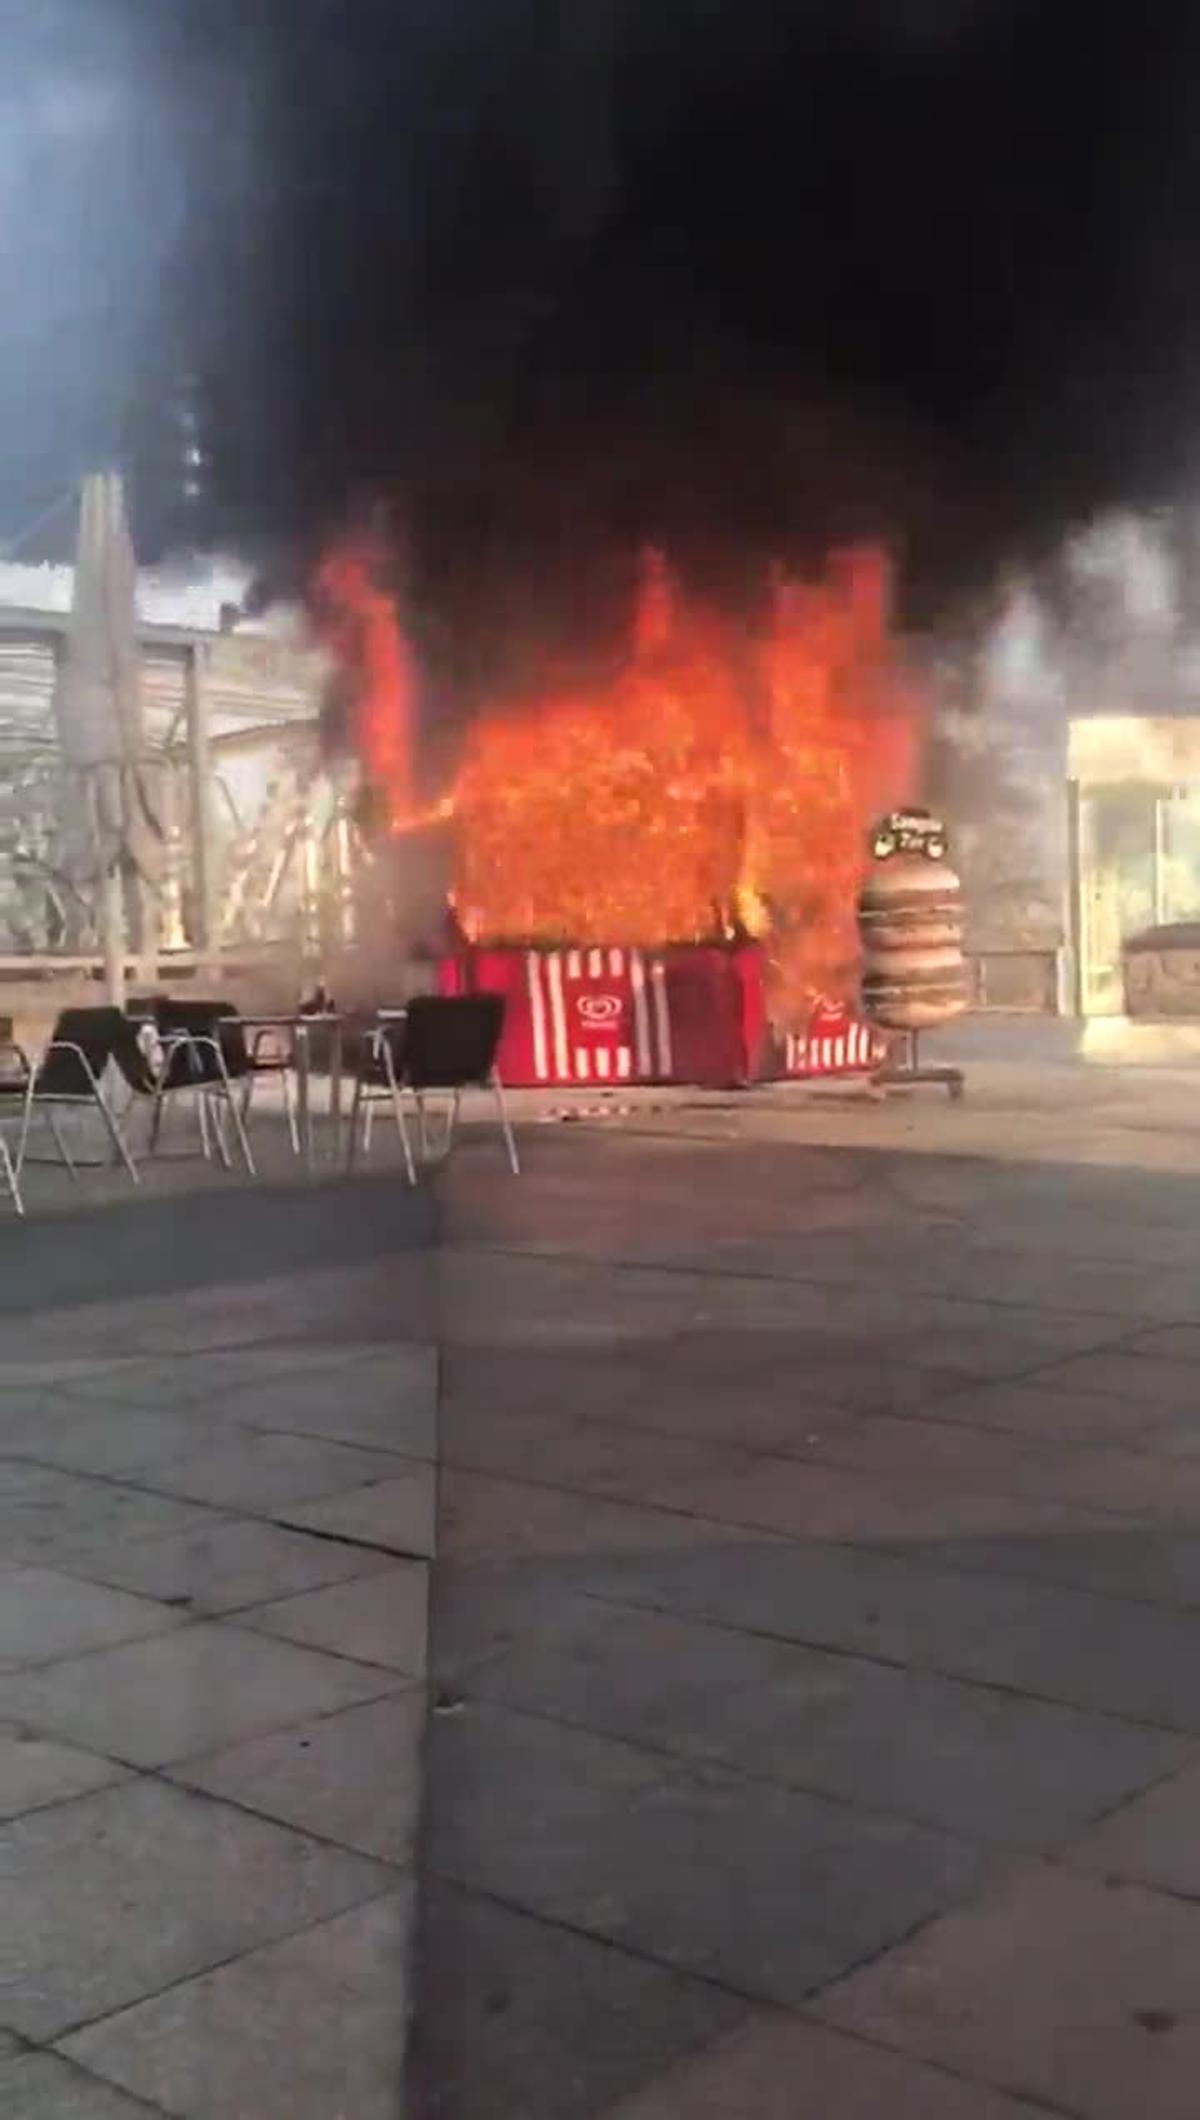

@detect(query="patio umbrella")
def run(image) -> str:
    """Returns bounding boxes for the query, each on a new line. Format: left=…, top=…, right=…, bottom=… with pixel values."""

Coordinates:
left=52, top=472, right=160, bottom=996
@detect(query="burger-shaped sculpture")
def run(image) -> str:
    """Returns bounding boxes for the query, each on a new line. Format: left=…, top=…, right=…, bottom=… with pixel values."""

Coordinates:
left=858, top=810, right=970, bottom=1031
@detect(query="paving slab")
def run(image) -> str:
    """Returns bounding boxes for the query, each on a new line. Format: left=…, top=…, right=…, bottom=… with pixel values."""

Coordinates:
left=0, top=1568, right=184, bottom=1671
left=924, top=1376, right=1181, bottom=1447
left=438, top=1465, right=734, bottom=1562
left=464, top=1597, right=1191, bottom=1848
left=59, top=1890, right=412, bottom=2120
left=130, top=1429, right=402, bottom=1512
left=425, top=1700, right=993, bottom=2002
left=50, top=1357, right=269, bottom=1410
left=0, top=1618, right=392, bottom=1768
left=52, top=1516, right=398, bottom=1615
left=0, top=1774, right=392, bottom=2042
left=871, top=1521, right=1200, bottom=1612
left=649, top=1447, right=1115, bottom=1544
left=171, top=1686, right=426, bottom=1864
left=601, top=2012, right=1052, bottom=2119
left=800, top=1410, right=1200, bottom=1522
left=221, top=1351, right=438, bottom=1457
left=1124, top=1326, right=1200, bottom=1363
left=409, top=1882, right=747, bottom=2120
left=0, top=1402, right=246, bottom=1479
left=1066, top=1757, right=1200, bottom=1895
left=237, top=1560, right=428, bottom=1673
left=1040, top=1350, right=1200, bottom=1409
left=0, top=2052, right=159, bottom=2119
left=0, top=1721, right=130, bottom=1820
left=438, top=1400, right=752, bottom=1501
left=816, top=1859, right=1200, bottom=2120
left=571, top=1533, right=1200, bottom=1729
left=0, top=1465, right=218, bottom=1570
left=283, top=1461, right=436, bottom=1556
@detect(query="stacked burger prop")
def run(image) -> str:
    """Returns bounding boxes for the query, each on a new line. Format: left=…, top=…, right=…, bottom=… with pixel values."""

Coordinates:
left=857, top=810, right=970, bottom=1031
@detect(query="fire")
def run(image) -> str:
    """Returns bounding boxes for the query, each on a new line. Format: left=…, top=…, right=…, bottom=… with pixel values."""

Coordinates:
left=311, top=533, right=417, bottom=828
left=310, top=531, right=921, bottom=1025
left=451, top=547, right=920, bottom=1020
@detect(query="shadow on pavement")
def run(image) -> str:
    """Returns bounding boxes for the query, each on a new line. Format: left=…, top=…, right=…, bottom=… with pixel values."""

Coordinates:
left=409, top=1126, right=1200, bottom=2119
left=0, top=1166, right=435, bottom=1320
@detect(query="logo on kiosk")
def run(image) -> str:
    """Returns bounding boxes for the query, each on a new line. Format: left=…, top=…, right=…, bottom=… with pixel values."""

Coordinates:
left=577, top=993, right=622, bottom=1028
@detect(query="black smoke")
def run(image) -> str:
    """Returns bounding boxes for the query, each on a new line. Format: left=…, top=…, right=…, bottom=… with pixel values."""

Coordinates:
left=7, top=3, right=1200, bottom=650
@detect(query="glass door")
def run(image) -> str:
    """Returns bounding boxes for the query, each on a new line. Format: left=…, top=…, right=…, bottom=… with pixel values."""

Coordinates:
left=1157, top=787, right=1200, bottom=926
left=1077, top=786, right=1157, bottom=1015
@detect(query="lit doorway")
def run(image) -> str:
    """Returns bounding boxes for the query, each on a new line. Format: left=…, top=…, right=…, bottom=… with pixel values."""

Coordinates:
left=1074, top=782, right=1200, bottom=1013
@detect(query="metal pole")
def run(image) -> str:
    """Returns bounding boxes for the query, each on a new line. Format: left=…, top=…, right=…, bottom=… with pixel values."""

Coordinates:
left=1065, top=778, right=1086, bottom=1019
left=185, top=642, right=217, bottom=956
left=90, top=773, right=126, bottom=1006
left=101, top=862, right=126, bottom=1007
left=1153, top=794, right=1168, bottom=925
left=159, top=763, right=186, bottom=952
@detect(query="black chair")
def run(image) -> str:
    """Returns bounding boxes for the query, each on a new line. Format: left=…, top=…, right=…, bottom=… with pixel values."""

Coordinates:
left=0, top=1007, right=139, bottom=1189
left=153, top=999, right=264, bottom=1174
left=350, top=994, right=519, bottom=1177
left=166, top=1002, right=299, bottom=1157
left=110, top=999, right=258, bottom=1175
left=346, top=1017, right=417, bottom=1183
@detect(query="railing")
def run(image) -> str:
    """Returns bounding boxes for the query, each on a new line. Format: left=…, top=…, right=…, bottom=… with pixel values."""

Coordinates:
left=0, top=946, right=298, bottom=986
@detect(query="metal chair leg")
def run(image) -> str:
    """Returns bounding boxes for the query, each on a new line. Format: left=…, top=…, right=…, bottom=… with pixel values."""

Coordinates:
left=379, top=1039, right=417, bottom=1185
left=206, top=1094, right=233, bottom=1169
left=15, top=1080, right=36, bottom=1178
left=46, top=1109, right=79, bottom=1183
left=389, top=1086, right=417, bottom=1186
left=92, top=1089, right=139, bottom=1185
left=492, top=1070, right=520, bottom=1174
left=281, top=1069, right=300, bottom=1155
left=347, top=1078, right=365, bottom=1171
left=0, top=1130, right=25, bottom=1216
left=414, top=1090, right=457, bottom=1164
left=149, top=1085, right=167, bottom=1155
left=224, top=1086, right=256, bottom=1176
left=196, top=1088, right=215, bottom=1162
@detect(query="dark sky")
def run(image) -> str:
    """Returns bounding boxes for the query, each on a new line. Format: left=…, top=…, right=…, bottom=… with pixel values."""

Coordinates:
left=4, top=1, right=1200, bottom=641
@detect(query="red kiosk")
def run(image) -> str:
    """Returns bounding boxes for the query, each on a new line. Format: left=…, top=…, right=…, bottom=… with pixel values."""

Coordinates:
left=438, top=943, right=881, bottom=1088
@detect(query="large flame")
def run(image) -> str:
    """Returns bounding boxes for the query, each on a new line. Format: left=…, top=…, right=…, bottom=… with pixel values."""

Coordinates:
left=451, top=546, right=920, bottom=1018
left=312, top=534, right=417, bottom=827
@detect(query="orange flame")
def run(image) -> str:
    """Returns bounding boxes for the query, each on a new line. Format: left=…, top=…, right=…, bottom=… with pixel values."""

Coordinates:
left=312, top=534, right=416, bottom=827
left=451, top=545, right=920, bottom=1021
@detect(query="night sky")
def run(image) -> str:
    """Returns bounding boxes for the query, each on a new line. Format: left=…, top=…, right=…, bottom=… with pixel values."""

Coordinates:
left=4, top=2, right=1200, bottom=647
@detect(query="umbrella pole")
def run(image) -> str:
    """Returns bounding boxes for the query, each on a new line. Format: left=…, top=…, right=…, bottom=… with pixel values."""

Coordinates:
left=101, top=861, right=126, bottom=1006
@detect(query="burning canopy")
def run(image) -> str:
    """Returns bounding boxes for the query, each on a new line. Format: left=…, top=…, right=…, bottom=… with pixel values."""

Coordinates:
left=452, top=547, right=920, bottom=1017
left=311, top=533, right=920, bottom=1020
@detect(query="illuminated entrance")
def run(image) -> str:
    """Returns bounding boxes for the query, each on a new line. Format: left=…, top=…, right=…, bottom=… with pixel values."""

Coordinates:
left=1069, top=719, right=1200, bottom=1015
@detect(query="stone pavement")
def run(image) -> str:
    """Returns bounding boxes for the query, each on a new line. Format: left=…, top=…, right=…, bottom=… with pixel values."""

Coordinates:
left=12, top=1065, right=1200, bottom=2116
left=411, top=1079, right=1200, bottom=2119
left=0, top=1165, right=436, bottom=2118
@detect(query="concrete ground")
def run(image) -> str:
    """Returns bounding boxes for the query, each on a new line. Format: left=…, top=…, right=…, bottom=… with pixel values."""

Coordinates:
left=414, top=1060, right=1200, bottom=2119
left=8, top=1055, right=1200, bottom=2115
left=0, top=1132, right=437, bottom=2119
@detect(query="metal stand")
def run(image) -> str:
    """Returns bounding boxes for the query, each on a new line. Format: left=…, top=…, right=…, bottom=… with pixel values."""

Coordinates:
left=871, top=1028, right=965, bottom=1102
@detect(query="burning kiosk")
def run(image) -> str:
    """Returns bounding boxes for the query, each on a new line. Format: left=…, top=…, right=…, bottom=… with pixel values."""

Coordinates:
left=437, top=548, right=920, bottom=1087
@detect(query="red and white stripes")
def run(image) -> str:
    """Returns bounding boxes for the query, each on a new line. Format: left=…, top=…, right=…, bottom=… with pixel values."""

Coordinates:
left=784, top=1008, right=880, bottom=1078
left=524, top=948, right=673, bottom=1085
